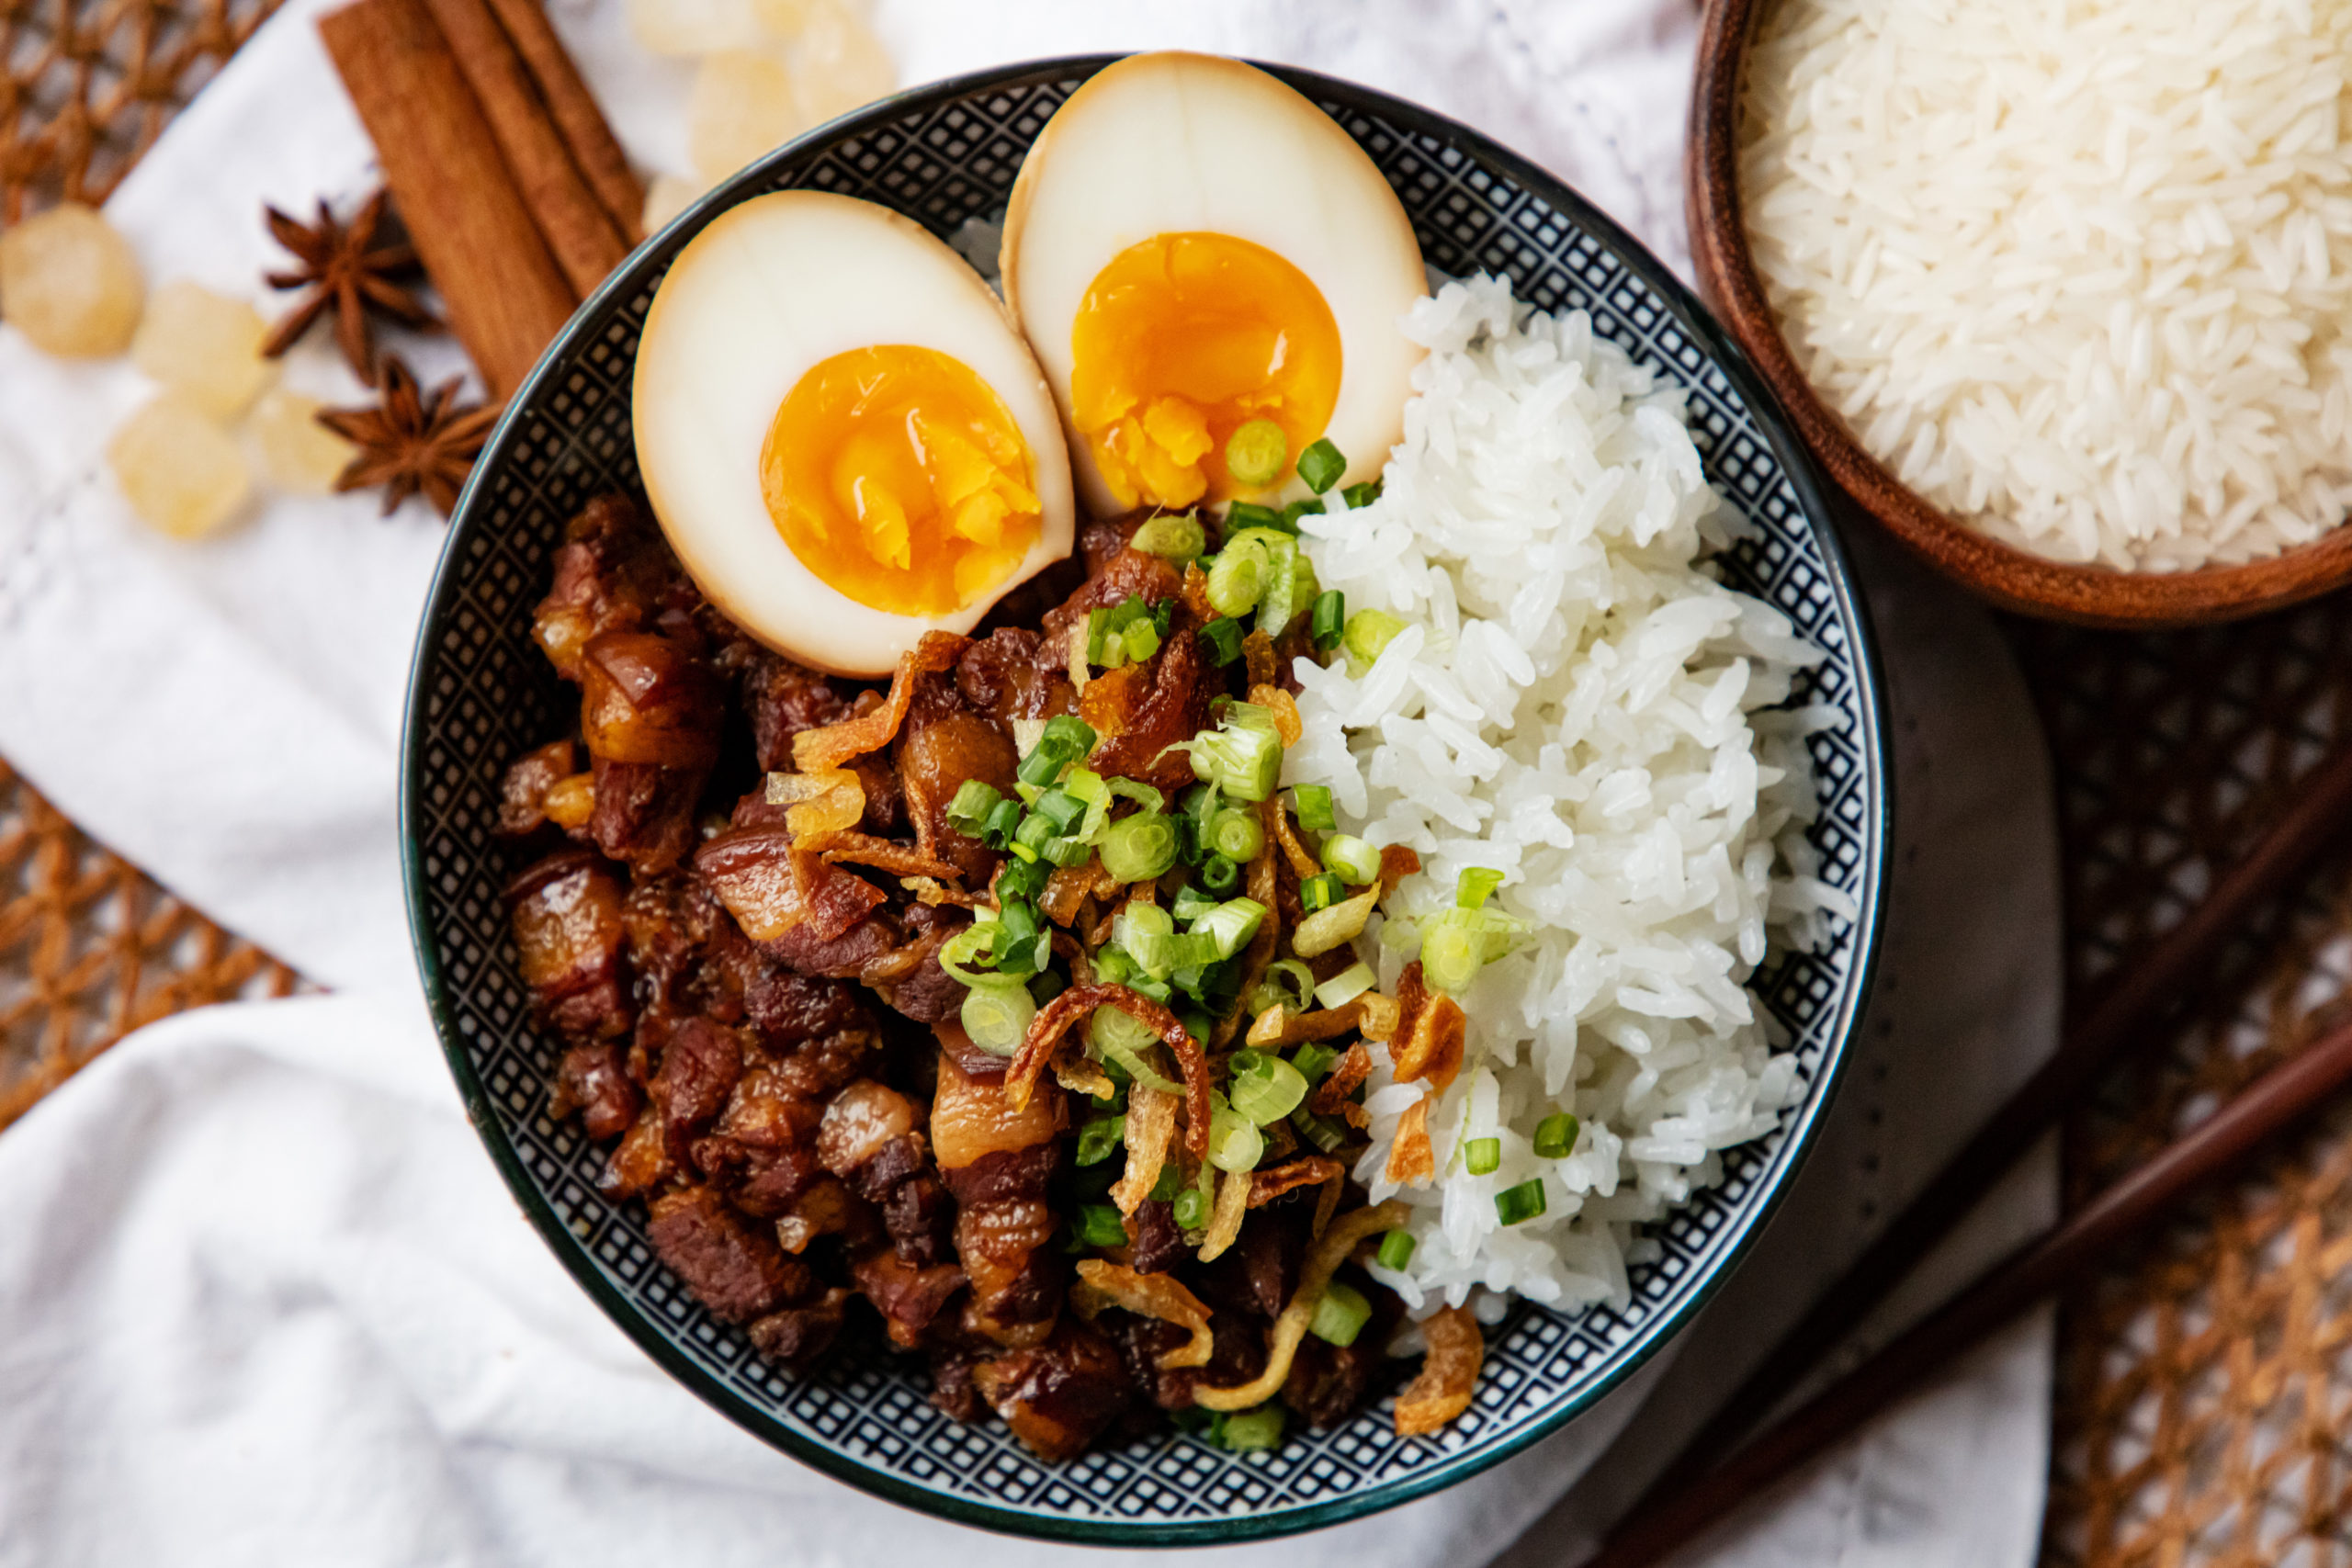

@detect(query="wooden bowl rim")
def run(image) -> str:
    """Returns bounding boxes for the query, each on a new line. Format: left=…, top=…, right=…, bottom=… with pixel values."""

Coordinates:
left=1687, top=0, right=2352, bottom=628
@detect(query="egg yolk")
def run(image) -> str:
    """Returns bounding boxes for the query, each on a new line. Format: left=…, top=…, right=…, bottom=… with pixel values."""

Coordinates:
left=1069, top=231, right=1342, bottom=510
left=761, top=344, right=1042, bottom=616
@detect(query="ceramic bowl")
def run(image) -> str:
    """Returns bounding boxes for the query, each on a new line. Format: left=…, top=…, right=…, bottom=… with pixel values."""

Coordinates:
left=402, top=53, right=1889, bottom=1544
left=1688, top=0, right=2352, bottom=627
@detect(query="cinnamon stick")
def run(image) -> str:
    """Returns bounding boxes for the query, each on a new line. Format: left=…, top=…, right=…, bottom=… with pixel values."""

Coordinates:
left=480, top=0, right=645, bottom=243
left=416, top=0, right=629, bottom=296
left=321, top=0, right=575, bottom=398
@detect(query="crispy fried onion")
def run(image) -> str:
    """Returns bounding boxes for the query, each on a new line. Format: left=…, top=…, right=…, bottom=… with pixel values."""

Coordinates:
left=1376, top=844, right=1422, bottom=900
left=1312, top=1041, right=1373, bottom=1119
left=819, top=830, right=961, bottom=881
left=1249, top=1155, right=1347, bottom=1236
left=1007, top=985, right=1212, bottom=1155
left=901, top=876, right=983, bottom=908
left=791, top=631, right=966, bottom=773
left=1054, top=1056, right=1116, bottom=1099
left=1242, top=628, right=1278, bottom=692
left=1072, top=1259, right=1213, bottom=1369
left=1384, top=1092, right=1437, bottom=1186
left=1108, top=1086, right=1178, bottom=1214
left=1192, top=1201, right=1407, bottom=1412
left=1041, top=863, right=1097, bottom=926
left=764, top=767, right=864, bottom=843
left=1389, top=962, right=1465, bottom=1093
left=1395, top=1304, right=1486, bottom=1437
left=1263, top=793, right=1320, bottom=879
left=1246, top=998, right=1376, bottom=1048
left=1215, top=827, right=1283, bottom=1050
left=1246, top=683, right=1303, bottom=746
left=1049, top=930, right=1096, bottom=987
left=1198, top=1165, right=1252, bottom=1261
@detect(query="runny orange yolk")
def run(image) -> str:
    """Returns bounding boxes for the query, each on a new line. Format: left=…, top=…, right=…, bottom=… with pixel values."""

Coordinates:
left=760, top=344, right=1043, bottom=616
left=1069, top=231, right=1342, bottom=511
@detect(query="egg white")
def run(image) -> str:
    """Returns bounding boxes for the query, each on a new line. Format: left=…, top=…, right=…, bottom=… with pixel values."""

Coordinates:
left=633, top=190, right=1076, bottom=678
left=1001, top=52, right=1428, bottom=518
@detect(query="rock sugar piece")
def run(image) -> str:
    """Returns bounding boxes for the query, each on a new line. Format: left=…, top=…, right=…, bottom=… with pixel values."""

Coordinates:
left=628, top=0, right=763, bottom=56
left=0, top=203, right=144, bottom=358
left=108, top=396, right=252, bottom=539
left=688, top=50, right=805, bottom=183
left=132, top=280, right=276, bottom=418
left=789, top=0, right=891, bottom=121
left=246, top=388, right=357, bottom=495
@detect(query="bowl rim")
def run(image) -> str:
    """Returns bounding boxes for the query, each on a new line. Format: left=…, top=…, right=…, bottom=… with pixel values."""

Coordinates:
left=401, top=51, right=1893, bottom=1546
left=1687, top=0, right=2352, bottom=628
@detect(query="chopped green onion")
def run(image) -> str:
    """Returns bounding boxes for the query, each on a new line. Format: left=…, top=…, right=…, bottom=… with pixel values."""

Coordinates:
left=1340, top=479, right=1382, bottom=510
left=1225, top=500, right=1283, bottom=535
left=1207, top=1099, right=1266, bottom=1173
left=1300, top=873, right=1344, bottom=912
left=1076, top=1115, right=1126, bottom=1168
left=1114, top=902, right=1178, bottom=977
left=1205, top=536, right=1270, bottom=618
left=1310, top=590, right=1346, bottom=651
left=1152, top=1164, right=1184, bottom=1204
left=1041, top=714, right=1096, bottom=755
left=1292, top=1041, right=1340, bottom=1081
left=1013, top=813, right=1057, bottom=861
left=1041, top=835, right=1092, bottom=868
left=1179, top=784, right=1221, bottom=865
left=1322, top=833, right=1379, bottom=886
left=1171, top=1184, right=1208, bottom=1230
left=1262, top=958, right=1315, bottom=1012
left=980, top=798, right=1024, bottom=848
left=1209, top=807, right=1263, bottom=863
left=1087, top=1005, right=1183, bottom=1093
left=1314, top=960, right=1376, bottom=1010
left=1193, top=897, right=1266, bottom=960
left=1030, top=968, right=1068, bottom=1006
left=960, top=980, right=1035, bottom=1057
left=1309, top=1281, right=1373, bottom=1347
left=1098, top=811, right=1178, bottom=883
left=1016, top=748, right=1064, bottom=788
left=1457, top=867, right=1506, bottom=908
left=935, top=922, right=1002, bottom=986
left=1227, top=1049, right=1309, bottom=1125
left=1292, top=784, right=1336, bottom=832
left=945, top=780, right=1001, bottom=837
left=1074, top=1203, right=1128, bottom=1247
left=1290, top=1104, right=1348, bottom=1153
left=996, top=853, right=1048, bottom=903
left=1376, top=1229, right=1417, bottom=1271
left=1342, top=608, right=1408, bottom=672
left=1464, top=1136, right=1501, bottom=1176
left=1296, top=437, right=1346, bottom=494
left=1184, top=716, right=1283, bottom=802
left=1225, top=419, right=1289, bottom=488
left=1217, top=1404, right=1284, bottom=1452
left=1420, top=903, right=1530, bottom=992
left=1199, top=616, right=1245, bottom=667
left=1171, top=882, right=1219, bottom=925
left=1032, top=788, right=1085, bottom=835
left=1280, top=497, right=1326, bottom=532
left=1132, top=513, right=1205, bottom=561
left=1125, top=617, right=1161, bottom=663
left=1200, top=852, right=1242, bottom=895
left=1533, top=1112, right=1580, bottom=1159
left=1107, top=776, right=1164, bottom=813
left=1257, top=534, right=1317, bottom=639
left=1495, top=1179, right=1547, bottom=1225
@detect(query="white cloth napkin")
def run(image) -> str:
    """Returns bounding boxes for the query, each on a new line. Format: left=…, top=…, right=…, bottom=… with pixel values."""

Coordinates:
left=0, top=2, right=2064, bottom=1564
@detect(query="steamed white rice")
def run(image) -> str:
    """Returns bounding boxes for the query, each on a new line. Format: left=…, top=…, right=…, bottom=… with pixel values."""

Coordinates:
left=1741, top=0, right=2352, bottom=571
left=1286, top=275, right=1850, bottom=1315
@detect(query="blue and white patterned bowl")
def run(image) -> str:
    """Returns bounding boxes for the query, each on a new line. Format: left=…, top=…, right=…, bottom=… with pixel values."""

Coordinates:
left=401, top=55, right=1889, bottom=1546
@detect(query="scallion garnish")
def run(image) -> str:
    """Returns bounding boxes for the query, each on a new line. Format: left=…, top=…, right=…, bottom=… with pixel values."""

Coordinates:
left=1216, top=1404, right=1284, bottom=1452
left=1292, top=784, right=1336, bottom=832
left=960, top=979, right=1035, bottom=1057
left=1076, top=1113, right=1125, bottom=1167
left=1099, top=810, right=1179, bottom=883
left=1192, top=897, right=1266, bottom=960
left=1296, top=437, right=1346, bottom=494
left=1464, top=1136, right=1501, bottom=1176
left=1131, top=512, right=1205, bottom=561
left=1199, top=852, right=1242, bottom=895
left=1533, top=1112, right=1580, bottom=1159
left=1340, top=478, right=1382, bottom=510
left=1199, top=616, right=1245, bottom=666
left=1310, top=589, right=1345, bottom=651
left=1227, top=1048, right=1308, bottom=1125
left=1225, top=419, right=1289, bottom=488
left=1308, top=1281, right=1372, bottom=1347
left=1209, top=807, right=1263, bottom=863
left=1495, top=1179, right=1547, bottom=1226
left=1204, top=536, right=1269, bottom=618
left=945, top=780, right=1001, bottom=837
left=1299, top=872, right=1343, bottom=911
left=1313, top=959, right=1375, bottom=1010
left=1206, top=1097, right=1265, bottom=1173
left=1375, top=1229, right=1417, bottom=1270
left=1321, top=833, right=1379, bottom=886
left=1075, top=1203, right=1129, bottom=1248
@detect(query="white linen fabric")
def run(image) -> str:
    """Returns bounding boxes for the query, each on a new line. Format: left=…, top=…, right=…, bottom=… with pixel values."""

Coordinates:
left=0, top=1, right=2064, bottom=1564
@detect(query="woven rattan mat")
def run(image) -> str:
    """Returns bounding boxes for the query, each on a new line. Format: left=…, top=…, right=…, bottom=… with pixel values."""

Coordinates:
left=5, top=5, right=2352, bottom=1559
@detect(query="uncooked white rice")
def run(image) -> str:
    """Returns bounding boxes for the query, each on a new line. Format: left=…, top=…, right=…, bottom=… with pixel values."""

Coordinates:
left=1288, top=275, right=1849, bottom=1315
left=1740, top=0, right=2352, bottom=571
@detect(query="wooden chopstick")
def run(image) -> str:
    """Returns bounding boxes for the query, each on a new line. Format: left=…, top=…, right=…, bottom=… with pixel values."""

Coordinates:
left=1623, top=737, right=2352, bottom=1512
left=1590, top=1011, right=2352, bottom=1568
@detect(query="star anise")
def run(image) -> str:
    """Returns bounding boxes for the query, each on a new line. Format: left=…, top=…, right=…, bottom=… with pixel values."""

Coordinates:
left=318, top=357, right=502, bottom=518
left=262, top=189, right=438, bottom=385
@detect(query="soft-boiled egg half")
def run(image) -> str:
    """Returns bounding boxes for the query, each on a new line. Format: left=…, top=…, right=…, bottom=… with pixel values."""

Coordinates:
left=634, top=191, right=1075, bottom=677
left=1001, top=52, right=1428, bottom=517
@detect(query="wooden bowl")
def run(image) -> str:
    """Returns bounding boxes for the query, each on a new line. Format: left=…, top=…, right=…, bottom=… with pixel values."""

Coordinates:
left=1686, top=0, right=2352, bottom=628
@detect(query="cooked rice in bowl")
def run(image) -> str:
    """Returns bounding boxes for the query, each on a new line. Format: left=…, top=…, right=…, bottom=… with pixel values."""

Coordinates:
left=1289, top=276, right=1852, bottom=1313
